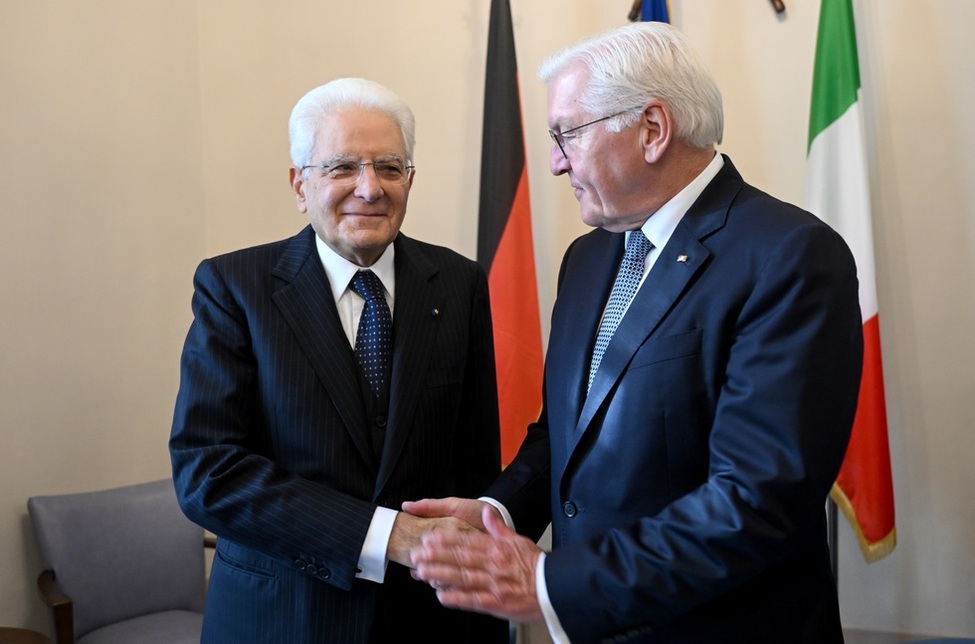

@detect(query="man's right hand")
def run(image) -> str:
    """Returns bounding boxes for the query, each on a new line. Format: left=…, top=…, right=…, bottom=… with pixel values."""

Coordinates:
left=402, top=497, right=491, bottom=530
left=386, top=502, right=486, bottom=568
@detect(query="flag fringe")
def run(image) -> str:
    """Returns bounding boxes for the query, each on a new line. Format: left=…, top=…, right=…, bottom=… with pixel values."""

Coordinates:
left=830, top=482, right=897, bottom=563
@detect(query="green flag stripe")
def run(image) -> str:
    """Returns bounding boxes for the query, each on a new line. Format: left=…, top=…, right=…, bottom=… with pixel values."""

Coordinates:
left=808, top=0, right=861, bottom=150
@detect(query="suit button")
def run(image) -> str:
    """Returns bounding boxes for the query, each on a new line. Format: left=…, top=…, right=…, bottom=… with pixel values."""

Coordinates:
left=295, top=559, right=307, bottom=570
left=561, top=501, right=577, bottom=518
left=307, top=564, right=318, bottom=575
left=376, top=415, right=387, bottom=428
left=319, top=567, right=331, bottom=579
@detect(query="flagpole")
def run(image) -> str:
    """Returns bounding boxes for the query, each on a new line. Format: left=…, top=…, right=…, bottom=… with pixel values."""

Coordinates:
left=828, top=496, right=839, bottom=583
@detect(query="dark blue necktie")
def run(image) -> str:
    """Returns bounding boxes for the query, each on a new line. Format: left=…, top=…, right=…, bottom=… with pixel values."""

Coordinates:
left=588, top=231, right=654, bottom=393
left=350, top=270, right=392, bottom=397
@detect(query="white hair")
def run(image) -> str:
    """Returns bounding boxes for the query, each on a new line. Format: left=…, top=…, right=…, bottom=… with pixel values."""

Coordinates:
left=539, top=22, right=723, bottom=149
left=288, top=78, right=416, bottom=167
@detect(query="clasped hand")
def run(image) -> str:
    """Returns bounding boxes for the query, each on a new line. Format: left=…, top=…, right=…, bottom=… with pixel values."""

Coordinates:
left=399, top=497, right=545, bottom=623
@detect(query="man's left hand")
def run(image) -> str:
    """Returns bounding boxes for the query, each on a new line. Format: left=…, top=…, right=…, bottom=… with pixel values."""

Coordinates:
left=410, top=504, right=545, bottom=623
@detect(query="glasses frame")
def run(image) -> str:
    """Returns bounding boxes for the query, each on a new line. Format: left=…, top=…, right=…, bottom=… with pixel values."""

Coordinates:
left=548, top=108, right=638, bottom=159
left=300, top=160, right=415, bottom=186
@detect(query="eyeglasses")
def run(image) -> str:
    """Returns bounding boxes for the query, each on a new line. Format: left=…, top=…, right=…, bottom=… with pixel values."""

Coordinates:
left=301, top=158, right=415, bottom=186
left=548, top=109, right=636, bottom=159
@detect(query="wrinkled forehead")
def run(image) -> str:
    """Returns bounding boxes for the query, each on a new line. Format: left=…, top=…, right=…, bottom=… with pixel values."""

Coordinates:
left=546, top=63, right=593, bottom=129
left=311, top=108, right=407, bottom=161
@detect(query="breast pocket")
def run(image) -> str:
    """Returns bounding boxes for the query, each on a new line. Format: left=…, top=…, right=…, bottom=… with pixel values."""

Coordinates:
left=629, top=328, right=702, bottom=370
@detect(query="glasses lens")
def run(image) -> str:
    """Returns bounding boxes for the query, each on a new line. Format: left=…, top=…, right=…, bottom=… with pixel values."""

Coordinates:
left=318, top=161, right=412, bottom=185
left=326, top=163, right=361, bottom=183
left=372, top=161, right=408, bottom=182
left=549, top=131, right=567, bottom=159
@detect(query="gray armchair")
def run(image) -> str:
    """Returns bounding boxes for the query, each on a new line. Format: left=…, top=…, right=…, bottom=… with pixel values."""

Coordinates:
left=27, top=479, right=210, bottom=644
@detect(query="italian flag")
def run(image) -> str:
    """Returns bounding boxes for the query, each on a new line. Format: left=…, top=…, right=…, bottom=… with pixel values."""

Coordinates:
left=806, top=0, right=896, bottom=562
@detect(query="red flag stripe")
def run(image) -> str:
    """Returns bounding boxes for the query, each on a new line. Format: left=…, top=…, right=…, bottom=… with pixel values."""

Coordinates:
left=487, top=168, right=543, bottom=464
left=830, top=314, right=896, bottom=561
left=478, top=0, right=544, bottom=467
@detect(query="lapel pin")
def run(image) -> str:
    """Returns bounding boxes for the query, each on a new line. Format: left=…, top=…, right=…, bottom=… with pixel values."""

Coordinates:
left=430, top=308, right=441, bottom=317
left=677, top=255, right=688, bottom=263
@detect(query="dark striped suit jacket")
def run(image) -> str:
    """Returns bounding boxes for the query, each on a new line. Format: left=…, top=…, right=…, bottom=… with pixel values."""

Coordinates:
left=170, top=226, right=507, bottom=643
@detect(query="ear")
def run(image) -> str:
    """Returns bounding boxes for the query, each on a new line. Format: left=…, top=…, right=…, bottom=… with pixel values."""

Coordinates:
left=289, top=166, right=309, bottom=214
left=640, top=100, right=672, bottom=164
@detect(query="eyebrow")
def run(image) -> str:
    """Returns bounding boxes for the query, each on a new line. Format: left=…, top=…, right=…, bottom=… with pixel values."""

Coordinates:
left=321, top=153, right=406, bottom=166
left=547, top=111, right=574, bottom=131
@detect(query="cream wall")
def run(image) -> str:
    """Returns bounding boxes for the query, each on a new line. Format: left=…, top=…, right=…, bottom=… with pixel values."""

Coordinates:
left=2, top=0, right=973, bottom=639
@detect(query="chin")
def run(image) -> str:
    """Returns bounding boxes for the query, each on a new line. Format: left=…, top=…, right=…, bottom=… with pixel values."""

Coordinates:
left=579, top=210, right=605, bottom=229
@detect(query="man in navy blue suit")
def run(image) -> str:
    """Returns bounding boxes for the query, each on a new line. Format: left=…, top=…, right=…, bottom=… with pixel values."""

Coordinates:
left=408, top=22, right=863, bottom=643
left=170, top=78, right=507, bottom=643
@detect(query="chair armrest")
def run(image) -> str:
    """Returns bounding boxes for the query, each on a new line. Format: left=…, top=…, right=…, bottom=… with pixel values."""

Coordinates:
left=37, top=570, right=73, bottom=644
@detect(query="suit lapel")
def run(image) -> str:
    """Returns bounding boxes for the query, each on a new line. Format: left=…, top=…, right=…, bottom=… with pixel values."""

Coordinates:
left=569, top=158, right=744, bottom=457
left=269, top=227, right=377, bottom=470
left=375, top=235, right=440, bottom=494
left=551, top=232, right=622, bottom=436
left=572, top=229, right=708, bottom=451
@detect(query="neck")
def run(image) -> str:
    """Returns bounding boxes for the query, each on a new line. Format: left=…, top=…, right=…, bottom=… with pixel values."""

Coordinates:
left=650, top=144, right=715, bottom=205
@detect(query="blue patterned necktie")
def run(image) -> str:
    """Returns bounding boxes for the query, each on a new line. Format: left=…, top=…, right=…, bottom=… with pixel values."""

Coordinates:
left=588, top=231, right=654, bottom=393
left=350, top=270, right=393, bottom=397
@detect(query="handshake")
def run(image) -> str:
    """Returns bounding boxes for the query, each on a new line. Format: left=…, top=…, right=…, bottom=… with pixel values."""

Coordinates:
left=387, top=497, right=545, bottom=624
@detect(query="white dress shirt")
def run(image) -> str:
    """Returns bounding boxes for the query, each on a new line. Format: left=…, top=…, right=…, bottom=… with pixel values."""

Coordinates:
left=315, top=235, right=398, bottom=583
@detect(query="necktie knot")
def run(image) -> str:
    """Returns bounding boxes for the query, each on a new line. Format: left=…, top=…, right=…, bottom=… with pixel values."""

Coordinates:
left=623, top=230, right=654, bottom=268
left=350, top=270, right=386, bottom=302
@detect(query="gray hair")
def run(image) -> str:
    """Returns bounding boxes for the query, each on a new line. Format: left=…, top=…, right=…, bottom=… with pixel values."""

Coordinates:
left=288, top=78, right=416, bottom=168
left=539, top=22, right=723, bottom=149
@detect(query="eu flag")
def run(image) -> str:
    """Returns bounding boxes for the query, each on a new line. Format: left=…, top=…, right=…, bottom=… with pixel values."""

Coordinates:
left=641, top=0, right=670, bottom=22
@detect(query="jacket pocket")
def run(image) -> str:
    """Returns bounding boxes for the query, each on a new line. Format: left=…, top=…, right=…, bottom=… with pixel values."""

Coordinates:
left=629, top=328, right=702, bottom=369
left=215, top=539, right=277, bottom=580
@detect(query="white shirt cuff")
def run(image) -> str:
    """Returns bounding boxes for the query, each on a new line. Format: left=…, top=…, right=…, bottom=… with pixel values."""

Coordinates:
left=478, top=496, right=514, bottom=529
left=356, top=506, right=397, bottom=583
left=536, top=552, right=571, bottom=643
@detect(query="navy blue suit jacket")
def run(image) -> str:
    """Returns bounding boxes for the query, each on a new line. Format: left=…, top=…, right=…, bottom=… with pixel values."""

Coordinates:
left=487, top=157, right=863, bottom=643
left=170, top=227, right=506, bottom=643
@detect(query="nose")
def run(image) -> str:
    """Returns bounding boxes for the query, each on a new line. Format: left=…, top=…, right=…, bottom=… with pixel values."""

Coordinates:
left=550, top=144, right=570, bottom=176
left=354, top=164, right=384, bottom=200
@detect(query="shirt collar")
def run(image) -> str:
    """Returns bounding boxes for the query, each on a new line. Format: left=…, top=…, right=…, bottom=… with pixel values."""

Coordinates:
left=634, top=152, right=724, bottom=249
left=315, top=235, right=396, bottom=301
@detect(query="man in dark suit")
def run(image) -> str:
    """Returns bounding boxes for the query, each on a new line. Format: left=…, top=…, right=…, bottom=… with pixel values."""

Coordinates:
left=169, top=78, right=507, bottom=643
left=407, top=22, right=863, bottom=643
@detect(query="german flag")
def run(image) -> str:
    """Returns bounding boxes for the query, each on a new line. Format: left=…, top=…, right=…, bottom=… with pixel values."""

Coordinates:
left=477, top=0, right=543, bottom=467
